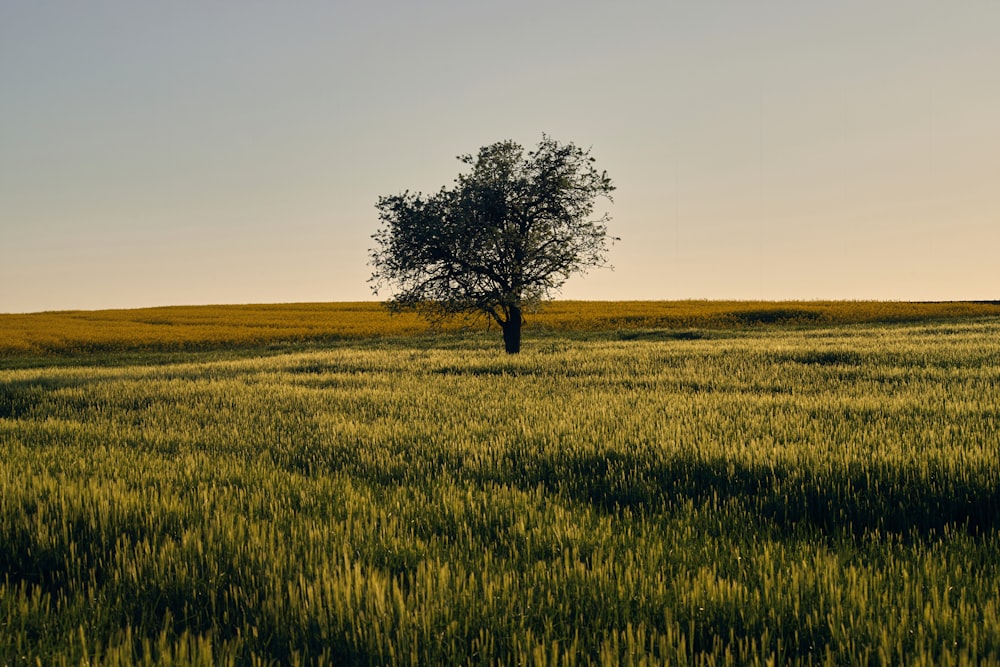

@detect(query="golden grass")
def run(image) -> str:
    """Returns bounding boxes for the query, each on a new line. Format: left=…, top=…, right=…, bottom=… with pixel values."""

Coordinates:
left=2, top=300, right=999, bottom=356
left=530, top=299, right=1000, bottom=331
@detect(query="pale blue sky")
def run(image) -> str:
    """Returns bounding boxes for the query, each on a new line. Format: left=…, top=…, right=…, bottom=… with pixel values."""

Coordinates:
left=2, top=1, right=998, bottom=313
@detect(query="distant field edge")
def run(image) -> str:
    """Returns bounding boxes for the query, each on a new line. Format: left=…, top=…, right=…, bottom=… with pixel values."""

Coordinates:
left=2, top=300, right=999, bottom=358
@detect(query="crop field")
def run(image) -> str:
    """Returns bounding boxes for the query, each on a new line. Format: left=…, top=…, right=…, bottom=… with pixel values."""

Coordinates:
left=2, top=305, right=999, bottom=665
left=3, top=300, right=1000, bottom=358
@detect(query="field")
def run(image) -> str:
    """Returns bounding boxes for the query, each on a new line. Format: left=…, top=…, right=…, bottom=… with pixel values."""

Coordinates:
left=4, top=300, right=1000, bottom=358
left=2, top=303, right=999, bottom=665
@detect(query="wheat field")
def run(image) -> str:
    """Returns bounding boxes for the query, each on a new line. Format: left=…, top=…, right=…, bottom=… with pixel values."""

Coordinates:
left=2, top=305, right=999, bottom=664
left=3, top=300, right=999, bottom=357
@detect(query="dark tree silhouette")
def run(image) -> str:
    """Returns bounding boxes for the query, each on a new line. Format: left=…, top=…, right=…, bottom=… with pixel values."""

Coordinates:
left=369, top=136, right=616, bottom=353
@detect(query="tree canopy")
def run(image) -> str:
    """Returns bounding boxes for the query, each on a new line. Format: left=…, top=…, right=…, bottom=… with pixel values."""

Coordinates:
left=369, top=135, right=615, bottom=353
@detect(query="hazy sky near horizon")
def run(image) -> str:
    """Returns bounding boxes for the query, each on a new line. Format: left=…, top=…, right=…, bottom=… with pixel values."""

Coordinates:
left=2, top=1, right=998, bottom=313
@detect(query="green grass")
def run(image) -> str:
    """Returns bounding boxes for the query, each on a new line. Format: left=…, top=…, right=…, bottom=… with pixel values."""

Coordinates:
left=2, top=315, right=999, bottom=664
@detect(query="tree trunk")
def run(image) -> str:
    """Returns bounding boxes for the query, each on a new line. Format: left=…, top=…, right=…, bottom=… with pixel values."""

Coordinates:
left=502, top=304, right=522, bottom=354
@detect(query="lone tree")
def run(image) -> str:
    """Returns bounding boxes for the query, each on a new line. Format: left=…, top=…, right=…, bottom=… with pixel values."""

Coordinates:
left=369, top=135, right=616, bottom=353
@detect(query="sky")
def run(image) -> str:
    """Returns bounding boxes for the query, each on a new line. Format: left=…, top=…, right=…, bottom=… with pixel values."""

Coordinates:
left=2, top=1, right=998, bottom=313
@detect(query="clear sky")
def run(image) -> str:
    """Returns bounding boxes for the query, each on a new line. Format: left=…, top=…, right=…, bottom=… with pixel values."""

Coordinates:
left=2, top=1, right=998, bottom=313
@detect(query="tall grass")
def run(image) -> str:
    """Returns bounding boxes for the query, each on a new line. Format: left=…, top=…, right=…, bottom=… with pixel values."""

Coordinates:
left=3, top=300, right=999, bottom=357
left=1, top=317, right=999, bottom=664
